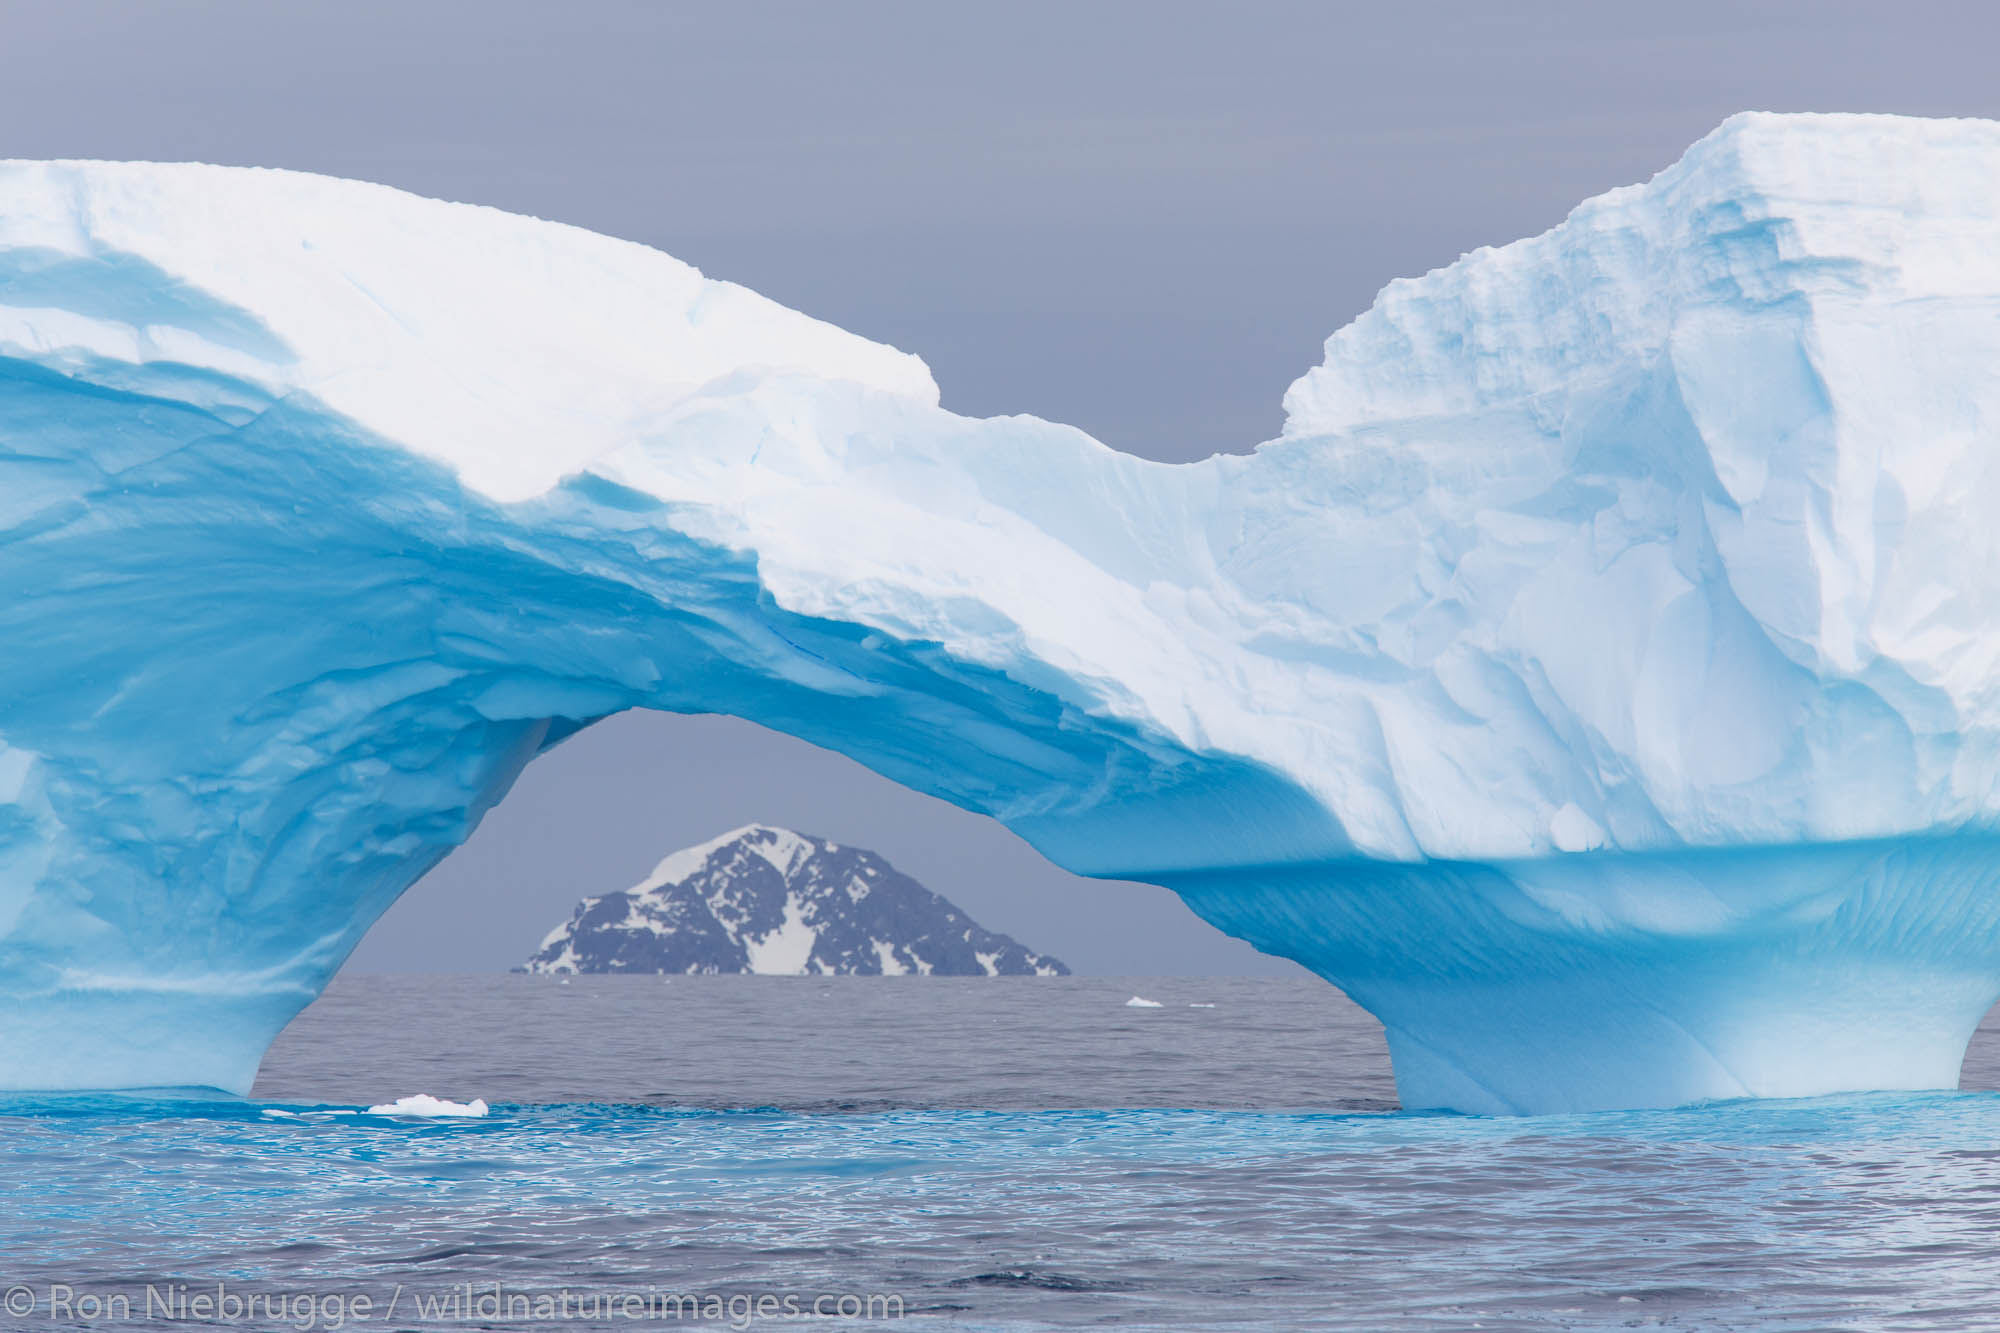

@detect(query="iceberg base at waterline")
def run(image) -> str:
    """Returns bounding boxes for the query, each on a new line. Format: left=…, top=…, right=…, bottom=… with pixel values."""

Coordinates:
left=1174, top=836, right=2000, bottom=1114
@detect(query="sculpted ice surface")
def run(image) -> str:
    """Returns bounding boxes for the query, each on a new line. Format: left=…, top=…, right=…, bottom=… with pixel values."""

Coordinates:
left=2, top=112, right=1998, bottom=1111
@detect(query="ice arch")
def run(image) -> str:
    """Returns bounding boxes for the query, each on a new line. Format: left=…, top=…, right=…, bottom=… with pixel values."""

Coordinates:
left=4, top=112, right=2000, bottom=1114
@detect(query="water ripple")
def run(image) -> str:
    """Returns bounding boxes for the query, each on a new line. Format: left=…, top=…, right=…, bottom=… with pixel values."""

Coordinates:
left=13, top=975, right=2000, bottom=1329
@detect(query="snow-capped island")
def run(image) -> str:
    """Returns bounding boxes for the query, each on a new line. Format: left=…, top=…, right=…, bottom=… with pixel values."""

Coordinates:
left=522, top=825, right=1067, bottom=976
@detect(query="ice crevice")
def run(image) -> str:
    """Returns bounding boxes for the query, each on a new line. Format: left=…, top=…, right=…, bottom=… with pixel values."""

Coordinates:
left=4, top=113, right=2000, bottom=1112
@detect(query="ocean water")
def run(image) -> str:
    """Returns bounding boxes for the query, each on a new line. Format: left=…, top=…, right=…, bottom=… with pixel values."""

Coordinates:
left=11, top=977, right=2000, bottom=1330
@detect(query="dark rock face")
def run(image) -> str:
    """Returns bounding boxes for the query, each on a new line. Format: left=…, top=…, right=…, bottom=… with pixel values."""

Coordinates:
left=521, top=825, right=1068, bottom=976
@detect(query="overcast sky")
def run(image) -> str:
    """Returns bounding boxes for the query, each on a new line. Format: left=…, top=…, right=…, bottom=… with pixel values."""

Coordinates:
left=5, top=1, right=1995, bottom=974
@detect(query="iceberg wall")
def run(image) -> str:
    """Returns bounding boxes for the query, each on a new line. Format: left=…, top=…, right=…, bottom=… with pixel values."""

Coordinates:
left=3, top=112, right=1999, bottom=1112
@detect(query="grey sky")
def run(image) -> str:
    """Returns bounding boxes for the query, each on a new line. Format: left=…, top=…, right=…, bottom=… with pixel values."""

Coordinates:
left=4, top=2, right=1995, bottom=973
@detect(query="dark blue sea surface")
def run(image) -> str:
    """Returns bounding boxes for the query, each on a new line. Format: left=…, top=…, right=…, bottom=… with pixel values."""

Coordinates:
left=11, top=975, right=2000, bottom=1330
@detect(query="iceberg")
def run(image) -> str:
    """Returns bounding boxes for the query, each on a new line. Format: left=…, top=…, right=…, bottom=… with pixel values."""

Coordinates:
left=365, top=1095, right=489, bottom=1119
left=3, top=112, right=1999, bottom=1113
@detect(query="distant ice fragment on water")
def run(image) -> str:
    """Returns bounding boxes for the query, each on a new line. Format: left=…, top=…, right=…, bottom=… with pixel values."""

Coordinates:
left=366, top=1094, right=490, bottom=1118
left=1125, top=996, right=1164, bottom=1008
left=1188, top=1003, right=1217, bottom=1009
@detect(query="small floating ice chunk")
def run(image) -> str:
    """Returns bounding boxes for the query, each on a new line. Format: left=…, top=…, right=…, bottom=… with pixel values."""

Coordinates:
left=366, top=1093, right=490, bottom=1117
left=1125, top=995, right=1164, bottom=1008
left=260, top=1108, right=301, bottom=1119
left=1188, top=1002, right=1217, bottom=1008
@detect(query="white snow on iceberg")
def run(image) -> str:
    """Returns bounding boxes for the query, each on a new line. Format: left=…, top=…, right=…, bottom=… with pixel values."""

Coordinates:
left=3, top=113, right=2000, bottom=1113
